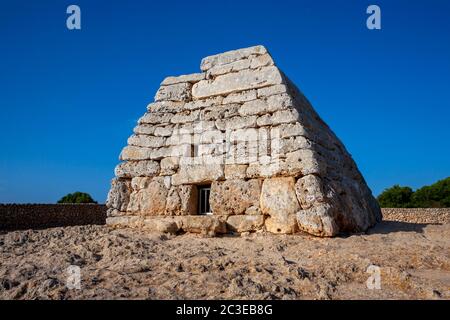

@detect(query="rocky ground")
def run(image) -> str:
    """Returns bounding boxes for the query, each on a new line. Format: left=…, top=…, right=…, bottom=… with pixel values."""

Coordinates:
left=0, top=221, right=449, bottom=300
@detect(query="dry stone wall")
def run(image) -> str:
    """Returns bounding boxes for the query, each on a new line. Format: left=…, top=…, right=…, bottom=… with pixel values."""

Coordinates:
left=0, top=204, right=106, bottom=231
left=106, top=45, right=382, bottom=237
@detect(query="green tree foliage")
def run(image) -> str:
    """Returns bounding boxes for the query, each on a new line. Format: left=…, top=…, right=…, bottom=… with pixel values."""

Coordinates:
left=377, top=177, right=450, bottom=208
left=377, top=185, right=413, bottom=208
left=57, top=192, right=97, bottom=204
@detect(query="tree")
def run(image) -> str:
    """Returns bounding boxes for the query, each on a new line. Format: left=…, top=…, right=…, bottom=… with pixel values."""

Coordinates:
left=377, top=185, right=413, bottom=208
left=411, top=177, right=450, bottom=208
left=377, top=177, right=450, bottom=208
left=58, top=192, right=97, bottom=204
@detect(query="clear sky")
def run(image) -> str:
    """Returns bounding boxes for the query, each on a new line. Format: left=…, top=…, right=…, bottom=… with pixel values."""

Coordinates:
left=1, top=0, right=449, bottom=203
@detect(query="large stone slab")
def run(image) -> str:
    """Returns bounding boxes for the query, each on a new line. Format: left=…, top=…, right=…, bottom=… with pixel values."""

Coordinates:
left=260, top=177, right=300, bottom=231
left=200, top=45, right=267, bottom=71
left=210, top=179, right=261, bottom=215
left=192, top=66, right=284, bottom=99
left=227, top=215, right=265, bottom=233
left=115, top=160, right=160, bottom=178
left=127, top=177, right=168, bottom=215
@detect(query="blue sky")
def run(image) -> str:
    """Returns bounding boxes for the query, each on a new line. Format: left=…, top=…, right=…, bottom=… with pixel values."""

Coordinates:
left=1, top=0, right=449, bottom=203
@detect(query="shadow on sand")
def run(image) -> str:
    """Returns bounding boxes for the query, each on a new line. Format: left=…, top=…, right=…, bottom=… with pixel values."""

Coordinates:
left=366, top=220, right=436, bottom=235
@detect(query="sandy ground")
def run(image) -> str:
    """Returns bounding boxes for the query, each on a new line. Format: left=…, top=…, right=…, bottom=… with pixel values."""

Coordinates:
left=0, top=221, right=449, bottom=300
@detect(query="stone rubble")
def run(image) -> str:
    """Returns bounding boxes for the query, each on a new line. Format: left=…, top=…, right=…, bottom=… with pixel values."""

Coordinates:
left=106, top=45, right=382, bottom=237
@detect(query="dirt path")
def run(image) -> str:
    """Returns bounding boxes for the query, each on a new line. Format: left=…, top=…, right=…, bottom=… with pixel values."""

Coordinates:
left=0, top=221, right=449, bottom=299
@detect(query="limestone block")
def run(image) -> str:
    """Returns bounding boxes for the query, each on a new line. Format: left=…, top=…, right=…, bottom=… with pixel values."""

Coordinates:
left=161, top=73, right=205, bottom=86
left=170, top=110, right=200, bottom=124
left=201, top=104, right=240, bottom=121
left=239, top=98, right=285, bottom=116
left=250, top=53, right=274, bottom=69
left=165, top=185, right=197, bottom=215
left=266, top=93, right=295, bottom=109
left=120, top=146, right=175, bottom=161
left=295, top=175, right=326, bottom=209
left=127, top=177, right=168, bottom=216
left=183, top=96, right=223, bottom=111
left=296, top=203, right=338, bottom=237
left=227, top=215, right=265, bottom=233
left=155, top=82, right=192, bottom=102
left=172, top=164, right=224, bottom=185
left=147, top=101, right=183, bottom=113
left=133, top=124, right=155, bottom=135
left=153, top=125, right=174, bottom=137
left=115, top=160, right=160, bottom=178
left=192, top=66, right=284, bottom=99
left=215, top=115, right=257, bottom=131
left=127, top=134, right=166, bottom=148
left=106, top=178, right=132, bottom=212
left=257, top=84, right=288, bottom=97
left=260, top=177, right=300, bottom=222
left=222, top=90, right=257, bottom=104
left=265, top=216, right=298, bottom=234
left=206, top=58, right=251, bottom=78
left=256, top=109, right=299, bottom=126
left=143, top=217, right=180, bottom=234
left=224, top=164, right=248, bottom=179
left=178, top=216, right=227, bottom=235
left=160, top=157, right=179, bottom=175
left=210, top=179, right=261, bottom=215
left=139, top=112, right=173, bottom=125
left=200, top=45, right=267, bottom=71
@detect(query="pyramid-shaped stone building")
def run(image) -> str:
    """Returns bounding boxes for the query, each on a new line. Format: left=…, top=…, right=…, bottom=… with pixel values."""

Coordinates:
left=106, top=45, right=381, bottom=237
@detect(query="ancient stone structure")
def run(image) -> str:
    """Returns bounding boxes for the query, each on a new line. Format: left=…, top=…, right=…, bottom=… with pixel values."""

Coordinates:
left=106, top=45, right=381, bottom=237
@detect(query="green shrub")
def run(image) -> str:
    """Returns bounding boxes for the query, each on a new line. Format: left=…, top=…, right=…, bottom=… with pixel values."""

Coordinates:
left=57, top=192, right=97, bottom=204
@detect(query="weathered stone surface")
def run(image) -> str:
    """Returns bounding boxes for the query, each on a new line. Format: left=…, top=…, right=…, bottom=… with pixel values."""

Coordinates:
left=133, top=124, right=155, bottom=135
left=177, top=216, right=227, bottom=235
left=155, top=83, right=192, bottom=102
left=106, top=178, right=131, bottom=212
left=192, top=66, right=284, bottom=99
left=115, top=160, right=160, bottom=178
left=222, top=90, right=257, bottom=104
left=183, top=96, right=223, bottom=111
left=250, top=53, right=274, bottom=69
left=139, top=112, right=173, bottom=125
left=227, top=215, right=265, bottom=233
left=296, top=203, right=338, bottom=237
left=143, top=217, right=180, bottom=234
left=207, top=59, right=251, bottom=78
left=215, top=115, right=257, bottom=131
left=239, top=99, right=284, bottom=116
left=128, top=134, right=166, bottom=148
left=200, top=45, right=267, bottom=71
left=127, top=177, right=168, bottom=215
left=257, top=84, right=288, bottom=97
left=224, top=164, right=247, bottom=179
left=160, top=157, right=179, bottom=175
left=256, top=109, right=299, bottom=126
left=154, top=126, right=174, bottom=137
left=260, top=177, right=300, bottom=227
left=172, top=164, right=224, bottom=185
left=161, top=73, right=205, bottom=86
left=165, top=185, right=198, bottom=215
left=147, top=101, right=183, bottom=113
left=210, top=179, right=261, bottom=215
left=295, top=175, right=325, bottom=209
left=265, top=216, right=298, bottom=234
